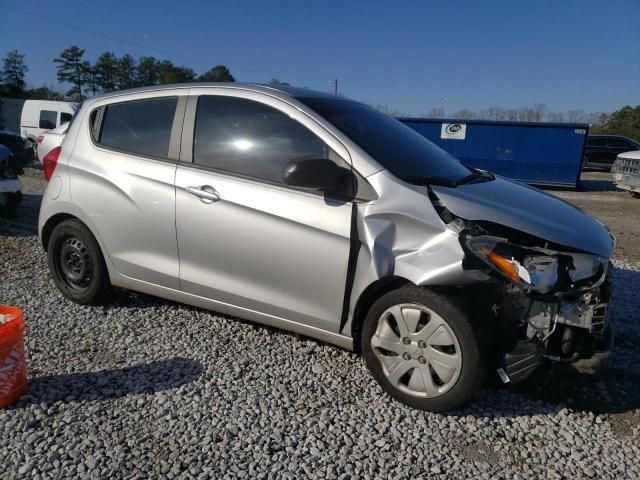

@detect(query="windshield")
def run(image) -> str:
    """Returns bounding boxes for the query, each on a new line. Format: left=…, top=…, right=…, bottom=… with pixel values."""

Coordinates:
left=298, top=97, right=472, bottom=183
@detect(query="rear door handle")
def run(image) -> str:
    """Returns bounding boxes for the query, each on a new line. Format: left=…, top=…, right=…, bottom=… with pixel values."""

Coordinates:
left=186, top=185, right=220, bottom=204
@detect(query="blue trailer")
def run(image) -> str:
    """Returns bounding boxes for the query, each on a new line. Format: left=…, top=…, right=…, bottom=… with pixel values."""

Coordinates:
left=398, top=118, right=589, bottom=188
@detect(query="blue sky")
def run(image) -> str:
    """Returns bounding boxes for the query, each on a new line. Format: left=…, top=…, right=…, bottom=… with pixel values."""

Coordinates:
left=1, top=0, right=638, bottom=115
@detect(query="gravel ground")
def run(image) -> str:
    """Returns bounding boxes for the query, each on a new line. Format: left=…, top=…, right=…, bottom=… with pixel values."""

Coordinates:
left=1, top=171, right=639, bottom=479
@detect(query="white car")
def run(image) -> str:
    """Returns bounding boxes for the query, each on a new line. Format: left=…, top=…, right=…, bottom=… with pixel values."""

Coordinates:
left=36, top=123, right=69, bottom=163
left=612, top=150, right=640, bottom=198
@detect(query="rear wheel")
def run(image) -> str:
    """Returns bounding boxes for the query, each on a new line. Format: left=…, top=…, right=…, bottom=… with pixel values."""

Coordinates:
left=361, top=286, right=484, bottom=412
left=47, top=219, right=111, bottom=304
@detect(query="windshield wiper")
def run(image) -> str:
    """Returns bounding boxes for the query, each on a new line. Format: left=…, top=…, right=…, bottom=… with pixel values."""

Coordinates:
left=402, top=176, right=459, bottom=187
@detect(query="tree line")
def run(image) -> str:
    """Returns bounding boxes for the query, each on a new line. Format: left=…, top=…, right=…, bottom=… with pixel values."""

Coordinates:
left=373, top=102, right=639, bottom=139
left=0, top=47, right=235, bottom=101
left=1, top=47, right=638, bottom=139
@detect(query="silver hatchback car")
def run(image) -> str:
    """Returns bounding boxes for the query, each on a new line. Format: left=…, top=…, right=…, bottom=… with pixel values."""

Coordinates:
left=39, top=84, right=615, bottom=411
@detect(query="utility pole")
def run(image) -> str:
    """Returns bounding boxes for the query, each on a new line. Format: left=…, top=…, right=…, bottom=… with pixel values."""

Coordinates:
left=440, top=97, right=447, bottom=118
left=333, top=78, right=338, bottom=95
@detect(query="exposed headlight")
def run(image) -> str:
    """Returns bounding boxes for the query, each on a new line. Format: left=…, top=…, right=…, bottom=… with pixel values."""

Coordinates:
left=466, top=236, right=607, bottom=295
left=467, top=236, right=559, bottom=293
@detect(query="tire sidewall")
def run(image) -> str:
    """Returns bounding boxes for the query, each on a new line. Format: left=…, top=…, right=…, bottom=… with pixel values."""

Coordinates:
left=47, top=220, right=108, bottom=304
left=361, top=286, right=484, bottom=412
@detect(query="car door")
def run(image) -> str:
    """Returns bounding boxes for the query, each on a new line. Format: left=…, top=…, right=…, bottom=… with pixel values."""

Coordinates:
left=585, top=136, right=607, bottom=166
left=69, top=93, right=187, bottom=289
left=175, top=91, right=353, bottom=332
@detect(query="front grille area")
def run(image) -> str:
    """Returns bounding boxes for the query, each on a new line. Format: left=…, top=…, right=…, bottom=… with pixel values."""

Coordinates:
left=612, top=156, right=640, bottom=175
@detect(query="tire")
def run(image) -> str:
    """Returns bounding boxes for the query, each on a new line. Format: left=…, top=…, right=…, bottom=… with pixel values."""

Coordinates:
left=47, top=219, right=112, bottom=305
left=361, top=285, right=485, bottom=412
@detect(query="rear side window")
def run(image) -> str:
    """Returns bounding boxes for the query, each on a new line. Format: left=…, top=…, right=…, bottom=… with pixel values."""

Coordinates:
left=193, top=95, right=334, bottom=184
left=586, top=137, right=606, bottom=147
left=98, top=97, right=177, bottom=158
left=60, top=112, right=73, bottom=124
left=39, top=110, right=57, bottom=129
left=608, top=138, right=633, bottom=149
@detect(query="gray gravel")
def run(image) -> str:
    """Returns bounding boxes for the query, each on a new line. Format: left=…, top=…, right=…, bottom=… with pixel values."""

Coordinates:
left=1, top=173, right=639, bottom=479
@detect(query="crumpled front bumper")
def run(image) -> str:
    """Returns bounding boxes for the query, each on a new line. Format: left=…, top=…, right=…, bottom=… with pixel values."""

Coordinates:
left=500, top=276, right=615, bottom=383
left=568, top=322, right=614, bottom=374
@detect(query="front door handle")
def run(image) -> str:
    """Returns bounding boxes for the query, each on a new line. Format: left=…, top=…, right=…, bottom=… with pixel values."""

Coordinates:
left=186, top=185, right=220, bottom=204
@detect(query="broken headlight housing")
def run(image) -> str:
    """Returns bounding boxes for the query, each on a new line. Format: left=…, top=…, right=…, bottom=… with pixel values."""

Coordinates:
left=467, top=235, right=606, bottom=294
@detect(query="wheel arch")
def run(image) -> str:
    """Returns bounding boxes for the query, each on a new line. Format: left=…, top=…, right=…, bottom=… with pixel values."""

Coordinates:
left=351, top=275, right=412, bottom=353
left=41, top=213, right=77, bottom=251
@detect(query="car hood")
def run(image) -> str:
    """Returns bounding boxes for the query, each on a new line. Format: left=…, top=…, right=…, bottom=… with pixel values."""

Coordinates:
left=432, top=176, right=615, bottom=258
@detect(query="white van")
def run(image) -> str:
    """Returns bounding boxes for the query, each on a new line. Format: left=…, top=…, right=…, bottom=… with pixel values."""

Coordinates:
left=20, top=100, right=78, bottom=144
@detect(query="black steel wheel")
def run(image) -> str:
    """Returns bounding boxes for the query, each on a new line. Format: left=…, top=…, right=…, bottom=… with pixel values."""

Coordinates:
left=48, top=219, right=111, bottom=304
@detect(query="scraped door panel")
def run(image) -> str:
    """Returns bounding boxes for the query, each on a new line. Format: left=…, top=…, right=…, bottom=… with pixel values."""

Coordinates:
left=175, top=166, right=352, bottom=332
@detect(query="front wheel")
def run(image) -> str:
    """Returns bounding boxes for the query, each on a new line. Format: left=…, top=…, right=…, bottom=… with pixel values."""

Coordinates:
left=361, top=286, right=485, bottom=412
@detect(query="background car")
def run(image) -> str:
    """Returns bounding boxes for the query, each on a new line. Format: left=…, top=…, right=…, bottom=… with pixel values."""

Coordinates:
left=583, top=134, right=640, bottom=170
left=612, top=150, right=640, bottom=198
left=0, top=144, right=23, bottom=216
left=35, top=123, right=69, bottom=163
left=0, top=130, right=35, bottom=168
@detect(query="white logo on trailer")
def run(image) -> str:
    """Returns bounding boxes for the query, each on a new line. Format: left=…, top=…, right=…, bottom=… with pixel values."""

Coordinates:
left=441, top=123, right=467, bottom=140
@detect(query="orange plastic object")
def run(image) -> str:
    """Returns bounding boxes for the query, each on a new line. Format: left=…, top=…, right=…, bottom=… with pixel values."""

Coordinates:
left=0, top=306, right=28, bottom=408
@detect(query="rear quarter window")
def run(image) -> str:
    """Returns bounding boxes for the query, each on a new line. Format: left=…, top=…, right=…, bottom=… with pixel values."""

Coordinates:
left=97, top=97, right=178, bottom=159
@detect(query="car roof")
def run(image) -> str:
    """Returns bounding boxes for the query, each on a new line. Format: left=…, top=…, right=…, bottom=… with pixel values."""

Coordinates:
left=589, top=134, right=640, bottom=143
left=86, top=83, right=341, bottom=104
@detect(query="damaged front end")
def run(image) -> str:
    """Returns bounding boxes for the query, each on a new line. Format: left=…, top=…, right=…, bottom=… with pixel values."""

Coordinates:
left=418, top=175, right=618, bottom=383
left=464, top=230, right=614, bottom=383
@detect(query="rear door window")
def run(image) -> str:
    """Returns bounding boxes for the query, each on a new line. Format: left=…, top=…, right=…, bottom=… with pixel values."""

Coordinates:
left=98, top=97, right=178, bottom=158
left=39, top=110, right=57, bottom=129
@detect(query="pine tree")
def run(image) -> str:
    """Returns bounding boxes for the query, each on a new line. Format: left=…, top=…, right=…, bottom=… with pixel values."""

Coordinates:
left=54, top=46, right=87, bottom=101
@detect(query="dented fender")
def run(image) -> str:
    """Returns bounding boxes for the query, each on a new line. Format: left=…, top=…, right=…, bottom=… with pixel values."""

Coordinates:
left=343, top=170, right=487, bottom=335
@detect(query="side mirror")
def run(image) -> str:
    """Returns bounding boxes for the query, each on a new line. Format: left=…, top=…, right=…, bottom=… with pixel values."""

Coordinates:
left=282, top=157, right=351, bottom=193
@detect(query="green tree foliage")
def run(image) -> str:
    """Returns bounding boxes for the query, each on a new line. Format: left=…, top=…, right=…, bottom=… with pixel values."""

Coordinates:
left=199, top=65, right=235, bottom=82
left=53, top=46, right=236, bottom=94
left=83, top=63, right=100, bottom=97
left=117, top=54, right=137, bottom=90
left=95, top=52, right=119, bottom=93
left=54, top=46, right=87, bottom=101
left=157, top=60, right=196, bottom=84
left=27, top=85, right=64, bottom=100
left=136, top=56, right=160, bottom=86
left=606, top=106, right=640, bottom=141
left=1, top=50, right=29, bottom=98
